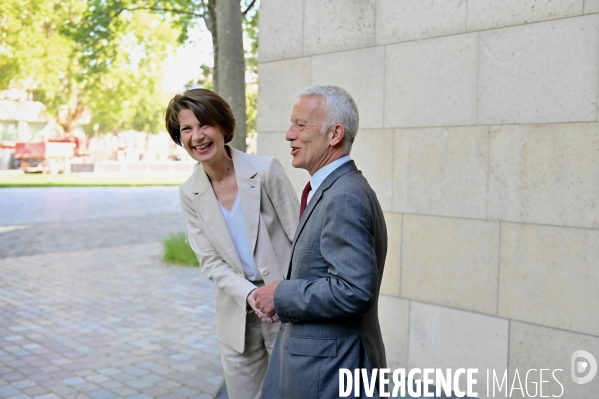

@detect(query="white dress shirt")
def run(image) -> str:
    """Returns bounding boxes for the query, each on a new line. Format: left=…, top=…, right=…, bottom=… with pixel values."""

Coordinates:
left=307, top=156, right=352, bottom=204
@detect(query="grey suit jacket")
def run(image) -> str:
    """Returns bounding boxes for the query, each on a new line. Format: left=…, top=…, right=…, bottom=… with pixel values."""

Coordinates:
left=262, top=160, right=388, bottom=399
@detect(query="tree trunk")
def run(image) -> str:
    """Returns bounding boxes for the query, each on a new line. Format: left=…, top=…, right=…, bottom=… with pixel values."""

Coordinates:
left=203, top=0, right=218, bottom=93
left=215, top=0, right=247, bottom=152
left=61, top=88, right=85, bottom=134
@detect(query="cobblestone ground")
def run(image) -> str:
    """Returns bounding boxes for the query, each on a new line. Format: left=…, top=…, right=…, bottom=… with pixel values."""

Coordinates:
left=0, top=187, right=224, bottom=399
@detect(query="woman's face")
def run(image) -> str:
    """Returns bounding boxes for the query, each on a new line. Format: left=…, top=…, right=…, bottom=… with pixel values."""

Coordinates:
left=178, top=108, right=227, bottom=164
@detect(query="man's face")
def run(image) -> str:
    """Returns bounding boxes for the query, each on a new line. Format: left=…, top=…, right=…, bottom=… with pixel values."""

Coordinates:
left=285, top=96, right=331, bottom=175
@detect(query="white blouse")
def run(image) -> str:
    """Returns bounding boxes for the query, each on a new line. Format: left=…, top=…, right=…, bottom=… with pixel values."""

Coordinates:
left=218, top=194, right=263, bottom=281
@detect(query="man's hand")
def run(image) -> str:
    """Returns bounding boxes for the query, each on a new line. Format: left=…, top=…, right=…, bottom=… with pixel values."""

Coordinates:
left=247, top=288, right=279, bottom=323
left=253, top=281, right=280, bottom=318
left=260, top=313, right=280, bottom=323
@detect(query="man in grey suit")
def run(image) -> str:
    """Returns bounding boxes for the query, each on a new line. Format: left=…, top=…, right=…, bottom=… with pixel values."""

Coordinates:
left=254, top=85, right=388, bottom=398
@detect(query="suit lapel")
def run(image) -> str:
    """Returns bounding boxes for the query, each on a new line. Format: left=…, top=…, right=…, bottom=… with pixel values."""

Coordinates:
left=231, top=148, right=260, bottom=254
left=190, top=159, right=243, bottom=273
left=291, top=160, right=358, bottom=251
left=287, top=161, right=357, bottom=280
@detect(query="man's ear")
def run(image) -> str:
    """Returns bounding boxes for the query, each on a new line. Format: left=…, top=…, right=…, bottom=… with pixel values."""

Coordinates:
left=328, top=124, right=346, bottom=147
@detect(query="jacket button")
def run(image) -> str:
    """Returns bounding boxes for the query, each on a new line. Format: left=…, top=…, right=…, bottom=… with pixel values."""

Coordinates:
left=262, top=270, right=269, bottom=276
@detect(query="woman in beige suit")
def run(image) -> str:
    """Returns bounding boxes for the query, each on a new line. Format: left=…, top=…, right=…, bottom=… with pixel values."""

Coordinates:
left=165, top=89, right=299, bottom=399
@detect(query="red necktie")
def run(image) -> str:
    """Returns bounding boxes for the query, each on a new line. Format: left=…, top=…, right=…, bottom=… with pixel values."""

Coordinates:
left=299, top=181, right=312, bottom=218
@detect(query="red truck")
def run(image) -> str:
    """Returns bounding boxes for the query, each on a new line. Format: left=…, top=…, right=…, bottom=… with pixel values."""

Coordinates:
left=14, top=136, right=87, bottom=173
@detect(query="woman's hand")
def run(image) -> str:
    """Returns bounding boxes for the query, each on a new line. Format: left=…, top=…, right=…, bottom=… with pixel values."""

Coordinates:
left=247, top=289, right=279, bottom=323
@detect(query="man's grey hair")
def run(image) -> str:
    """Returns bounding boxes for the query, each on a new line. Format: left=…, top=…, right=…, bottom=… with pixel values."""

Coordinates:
left=299, top=85, right=359, bottom=153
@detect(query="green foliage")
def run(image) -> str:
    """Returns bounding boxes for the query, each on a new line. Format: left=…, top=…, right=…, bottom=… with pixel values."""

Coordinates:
left=1, top=0, right=181, bottom=134
left=162, top=232, right=200, bottom=267
left=243, top=2, right=258, bottom=138
left=74, top=7, right=181, bottom=133
left=73, top=0, right=257, bottom=134
left=0, top=0, right=83, bottom=91
left=74, top=0, right=205, bottom=73
left=1, top=0, right=259, bottom=136
left=185, top=64, right=214, bottom=90
left=69, top=5, right=182, bottom=133
left=243, top=3, right=259, bottom=76
left=246, top=86, right=257, bottom=138
left=181, top=1, right=259, bottom=138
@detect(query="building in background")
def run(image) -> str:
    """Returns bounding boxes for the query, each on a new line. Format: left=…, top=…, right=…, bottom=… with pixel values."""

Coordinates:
left=257, top=1, right=599, bottom=397
left=88, top=131, right=190, bottom=163
left=0, top=89, right=192, bottom=173
left=0, top=89, right=47, bottom=169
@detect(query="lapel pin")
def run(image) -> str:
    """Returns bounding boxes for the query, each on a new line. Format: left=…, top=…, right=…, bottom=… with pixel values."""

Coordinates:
left=251, top=185, right=255, bottom=188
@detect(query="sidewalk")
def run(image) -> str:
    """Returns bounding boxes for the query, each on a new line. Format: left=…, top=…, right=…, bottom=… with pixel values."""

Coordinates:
left=0, top=187, right=225, bottom=399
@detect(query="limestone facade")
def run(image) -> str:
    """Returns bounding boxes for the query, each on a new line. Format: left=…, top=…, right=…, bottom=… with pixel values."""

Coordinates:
left=257, top=2, right=599, bottom=397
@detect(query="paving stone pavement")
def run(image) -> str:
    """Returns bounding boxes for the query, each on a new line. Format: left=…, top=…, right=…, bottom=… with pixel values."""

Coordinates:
left=0, top=214, right=187, bottom=259
left=0, top=187, right=225, bottom=399
left=0, top=187, right=183, bottom=226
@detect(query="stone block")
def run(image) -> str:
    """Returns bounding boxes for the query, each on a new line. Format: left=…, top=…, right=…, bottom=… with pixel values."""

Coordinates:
left=586, top=0, right=599, bottom=13
left=351, top=129, right=393, bottom=211
left=467, top=0, right=583, bottom=31
left=499, top=223, right=599, bottom=337
left=488, top=123, right=599, bottom=228
left=378, top=295, right=409, bottom=370
left=477, top=15, right=599, bottom=124
left=508, top=322, right=599, bottom=399
left=381, top=212, right=401, bottom=297
left=402, top=215, right=500, bottom=315
left=257, top=58, right=311, bottom=133
left=376, top=0, right=467, bottom=44
left=393, top=126, right=489, bottom=219
left=303, top=0, right=376, bottom=55
left=258, top=0, right=303, bottom=62
left=409, top=302, right=509, bottom=397
left=311, top=47, right=385, bottom=129
left=385, top=33, right=478, bottom=128
left=256, top=132, right=308, bottom=196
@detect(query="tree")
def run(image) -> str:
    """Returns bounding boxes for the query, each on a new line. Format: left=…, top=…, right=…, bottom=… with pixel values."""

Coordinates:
left=0, top=0, right=180, bottom=134
left=0, top=0, right=84, bottom=97
left=187, top=1, right=259, bottom=150
left=79, top=0, right=258, bottom=150
left=215, top=0, right=247, bottom=151
left=2, top=0, right=257, bottom=145
left=243, top=5, right=259, bottom=142
left=71, top=8, right=180, bottom=134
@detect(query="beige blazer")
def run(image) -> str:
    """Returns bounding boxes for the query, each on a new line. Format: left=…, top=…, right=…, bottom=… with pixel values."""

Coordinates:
left=179, top=147, right=299, bottom=353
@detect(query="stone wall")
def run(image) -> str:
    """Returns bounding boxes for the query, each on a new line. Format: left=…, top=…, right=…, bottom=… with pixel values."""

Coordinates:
left=257, top=1, right=599, bottom=397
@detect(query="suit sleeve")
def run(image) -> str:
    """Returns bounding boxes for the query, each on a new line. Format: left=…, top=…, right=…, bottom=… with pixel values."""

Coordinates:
left=273, top=182, right=379, bottom=322
left=265, top=157, right=300, bottom=242
left=179, top=186, right=257, bottom=311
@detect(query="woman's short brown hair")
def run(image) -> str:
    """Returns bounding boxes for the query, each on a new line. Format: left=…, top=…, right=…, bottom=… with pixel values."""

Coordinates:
left=165, top=89, right=236, bottom=146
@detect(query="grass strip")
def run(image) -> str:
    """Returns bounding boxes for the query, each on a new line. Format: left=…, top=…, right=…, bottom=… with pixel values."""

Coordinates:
left=162, top=231, right=199, bottom=267
left=0, top=173, right=188, bottom=187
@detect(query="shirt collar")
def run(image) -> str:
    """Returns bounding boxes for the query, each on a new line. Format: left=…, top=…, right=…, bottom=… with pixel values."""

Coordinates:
left=308, top=155, right=352, bottom=203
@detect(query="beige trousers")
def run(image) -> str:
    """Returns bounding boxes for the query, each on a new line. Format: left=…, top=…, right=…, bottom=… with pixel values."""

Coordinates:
left=219, top=312, right=279, bottom=399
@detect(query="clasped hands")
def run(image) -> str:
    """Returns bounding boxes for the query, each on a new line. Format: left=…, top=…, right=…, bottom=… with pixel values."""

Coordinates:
left=247, top=281, right=280, bottom=323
